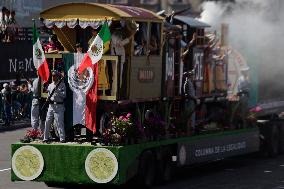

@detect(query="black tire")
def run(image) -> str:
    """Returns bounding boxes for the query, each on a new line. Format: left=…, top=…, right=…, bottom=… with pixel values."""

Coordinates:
left=138, top=151, right=156, bottom=187
left=162, top=157, right=174, bottom=183
left=278, top=122, right=284, bottom=154
left=156, top=154, right=174, bottom=184
left=267, top=123, right=280, bottom=157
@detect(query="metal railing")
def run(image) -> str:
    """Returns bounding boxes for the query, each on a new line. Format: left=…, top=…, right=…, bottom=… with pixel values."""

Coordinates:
left=98, top=55, right=119, bottom=101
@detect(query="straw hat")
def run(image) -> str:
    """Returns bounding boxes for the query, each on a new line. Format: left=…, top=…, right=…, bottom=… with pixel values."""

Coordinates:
left=240, top=66, right=250, bottom=72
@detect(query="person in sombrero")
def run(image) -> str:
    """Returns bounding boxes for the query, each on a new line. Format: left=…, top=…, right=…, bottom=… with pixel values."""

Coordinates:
left=110, top=21, right=137, bottom=95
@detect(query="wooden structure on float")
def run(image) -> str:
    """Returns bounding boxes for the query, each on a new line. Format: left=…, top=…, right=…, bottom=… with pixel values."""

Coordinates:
left=40, top=3, right=164, bottom=101
left=172, top=15, right=228, bottom=98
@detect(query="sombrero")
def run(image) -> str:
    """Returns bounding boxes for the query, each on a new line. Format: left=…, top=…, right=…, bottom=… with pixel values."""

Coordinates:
left=240, top=66, right=250, bottom=71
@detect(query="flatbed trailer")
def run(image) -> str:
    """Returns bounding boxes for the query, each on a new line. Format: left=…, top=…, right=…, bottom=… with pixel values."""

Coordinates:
left=12, top=127, right=283, bottom=186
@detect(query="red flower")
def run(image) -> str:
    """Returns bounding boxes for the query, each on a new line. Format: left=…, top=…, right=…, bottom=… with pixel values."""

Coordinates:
left=25, top=129, right=42, bottom=140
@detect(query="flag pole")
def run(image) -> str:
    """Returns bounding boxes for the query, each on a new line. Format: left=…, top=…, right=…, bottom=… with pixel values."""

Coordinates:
left=32, top=18, right=50, bottom=83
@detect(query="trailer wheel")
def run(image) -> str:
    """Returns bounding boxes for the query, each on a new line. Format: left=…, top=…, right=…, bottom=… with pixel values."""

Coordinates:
left=267, top=123, right=280, bottom=157
left=278, top=122, right=284, bottom=154
left=156, top=154, right=174, bottom=184
left=162, top=157, right=174, bottom=182
left=138, top=151, right=156, bottom=187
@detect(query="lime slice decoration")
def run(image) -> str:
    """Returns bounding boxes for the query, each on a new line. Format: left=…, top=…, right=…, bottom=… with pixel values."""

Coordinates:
left=85, top=148, right=118, bottom=183
left=12, top=146, right=44, bottom=181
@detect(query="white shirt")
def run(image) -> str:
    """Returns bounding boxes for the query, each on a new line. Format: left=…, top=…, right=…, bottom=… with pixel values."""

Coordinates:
left=111, top=32, right=130, bottom=64
left=47, top=81, right=66, bottom=102
left=30, top=78, right=40, bottom=97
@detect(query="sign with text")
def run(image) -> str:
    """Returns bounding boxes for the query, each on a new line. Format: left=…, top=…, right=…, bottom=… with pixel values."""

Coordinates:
left=193, top=48, right=204, bottom=97
left=138, top=68, right=155, bottom=82
left=177, top=129, right=260, bottom=166
left=0, top=41, right=36, bottom=81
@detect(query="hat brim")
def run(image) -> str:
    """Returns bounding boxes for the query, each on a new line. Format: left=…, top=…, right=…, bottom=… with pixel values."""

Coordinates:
left=240, top=67, right=250, bottom=71
left=126, top=20, right=138, bottom=32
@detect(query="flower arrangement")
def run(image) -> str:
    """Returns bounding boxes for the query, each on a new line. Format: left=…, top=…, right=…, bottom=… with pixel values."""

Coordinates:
left=113, top=113, right=133, bottom=137
left=102, top=113, right=138, bottom=145
left=20, top=129, right=42, bottom=143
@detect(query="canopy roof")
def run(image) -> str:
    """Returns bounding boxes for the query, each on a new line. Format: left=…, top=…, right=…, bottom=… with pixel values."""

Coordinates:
left=174, top=15, right=210, bottom=28
left=40, top=3, right=163, bottom=21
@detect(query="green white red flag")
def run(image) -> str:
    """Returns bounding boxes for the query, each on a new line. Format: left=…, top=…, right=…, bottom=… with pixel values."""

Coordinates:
left=67, top=54, right=98, bottom=134
left=78, top=22, right=111, bottom=74
left=32, top=20, right=49, bottom=83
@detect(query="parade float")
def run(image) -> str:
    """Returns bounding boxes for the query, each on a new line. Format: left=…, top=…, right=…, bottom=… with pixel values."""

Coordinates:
left=11, top=3, right=284, bottom=187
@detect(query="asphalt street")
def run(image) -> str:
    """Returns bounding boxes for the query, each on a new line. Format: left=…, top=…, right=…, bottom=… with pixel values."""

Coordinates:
left=1, top=127, right=284, bottom=189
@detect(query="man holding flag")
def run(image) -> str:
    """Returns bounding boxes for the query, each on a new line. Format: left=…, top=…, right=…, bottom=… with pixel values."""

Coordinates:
left=31, top=19, right=50, bottom=134
left=110, top=22, right=135, bottom=95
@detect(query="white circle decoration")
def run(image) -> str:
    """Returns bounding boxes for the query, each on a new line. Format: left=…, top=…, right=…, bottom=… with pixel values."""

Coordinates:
left=68, top=65, right=94, bottom=93
left=12, top=145, right=44, bottom=181
left=85, top=148, right=118, bottom=183
left=179, top=145, right=187, bottom=166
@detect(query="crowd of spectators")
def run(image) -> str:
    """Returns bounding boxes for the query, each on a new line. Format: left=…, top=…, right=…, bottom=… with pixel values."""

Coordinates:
left=0, top=80, right=32, bottom=126
left=0, top=6, right=19, bottom=43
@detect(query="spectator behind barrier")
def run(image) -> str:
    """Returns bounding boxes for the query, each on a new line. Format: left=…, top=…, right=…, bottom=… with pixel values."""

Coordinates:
left=11, top=81, right=21, bottom=120
left=2, top=83, right=12, bottom=126
left=44, top=34, right=64, bottom=53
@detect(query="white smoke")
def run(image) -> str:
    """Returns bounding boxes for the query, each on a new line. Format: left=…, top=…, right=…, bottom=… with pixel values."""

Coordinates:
left=199, top=0, right=281, bottom=50
left=199, top=0, right=284, bottom=102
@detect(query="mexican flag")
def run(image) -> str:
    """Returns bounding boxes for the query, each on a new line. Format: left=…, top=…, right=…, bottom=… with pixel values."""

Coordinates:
left=65, top=53, right=98, bottom=134
left=77, top=22, right=111, bottom=74
left=32, top=20, right=49, bottom=83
